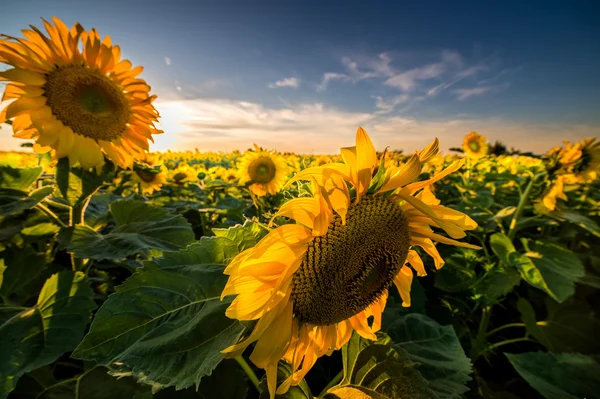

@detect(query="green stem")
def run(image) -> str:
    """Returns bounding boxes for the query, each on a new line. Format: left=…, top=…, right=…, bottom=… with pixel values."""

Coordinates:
left=69, top=197, right=91, bottom=272
left=234, top=356, right=261, bottom=393
left=35, top=204, right=67, bottom=228
left=507, top=172, right=544, bottom=240
left=486, top=337, right=533, bottom=352
left=319, top=369, right=344, bottom=396
left=470, top=306, right=492, bottom=361
left=485, top=323, right=525, bottom=337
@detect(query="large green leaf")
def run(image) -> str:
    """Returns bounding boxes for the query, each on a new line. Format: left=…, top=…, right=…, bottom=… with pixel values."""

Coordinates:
left=505, top=352, right=600, bottom=399
left=519, top=240, right=584, bottom=302
left=213, top=220, right=269, bottom=252
left=0, top=186, right=54, bottom=217
left=0, top=271, right=96, bottom=398
left=34, top=366, right=152, bottom=399
left=72, top=236, right=244, bottom=391
left=490, top=233, right=584, bottom=303
left=328, top=332, right=436, bottom=399
left=0, top=248, right=47, bottom=301
left=386, top=314, right=472, bottom=399
left=518, top=298, right=600, bottom=353
left=0, top=166, right=42, bottom=191
left=549, top=208, right=600, bottom=238
left=66, top=199, right=195, bottom=260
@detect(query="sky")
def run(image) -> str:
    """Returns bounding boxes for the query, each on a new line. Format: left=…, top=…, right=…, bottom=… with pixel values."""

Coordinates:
left=0, top=0, right=599, bottom=154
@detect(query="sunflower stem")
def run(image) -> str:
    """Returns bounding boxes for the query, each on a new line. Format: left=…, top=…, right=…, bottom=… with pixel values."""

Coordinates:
left=34, top=203, right=67, bottom=228
left=234, top=356, right=262, bottom=393
left=486, top=336, right=533, bottom=352
left=470, top=305, right=492, bottom=362
left=485, top=323, right=526, bottom=337
left=319, top=369, right=344, bottom=396
left=507, top=172, right=544, bottom=240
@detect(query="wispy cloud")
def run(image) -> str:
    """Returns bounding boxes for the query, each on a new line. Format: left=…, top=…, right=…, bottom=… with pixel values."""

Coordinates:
left=268, top=77, right=300, bottom=89
left=454, top=83, right=510, bottom=101
left=164, top=57, right=172, bottom=66
left=317, top=53, right=392, bottom=91
left=375, top=94, right=411, bottom=114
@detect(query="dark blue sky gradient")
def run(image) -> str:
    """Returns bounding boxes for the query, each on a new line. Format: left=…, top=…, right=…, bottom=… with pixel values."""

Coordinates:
left=1, top=0, right=598, bottom=152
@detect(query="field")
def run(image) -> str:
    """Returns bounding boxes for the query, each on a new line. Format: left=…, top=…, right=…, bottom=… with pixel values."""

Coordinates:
left=0, top=134, right=599, bottom=399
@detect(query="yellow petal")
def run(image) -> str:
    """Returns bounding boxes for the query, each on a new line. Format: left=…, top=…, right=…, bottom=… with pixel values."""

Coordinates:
left=406, top=249, right=426, bottom=276
left=272, top=197, right=320, bottom=229
left=355, top=127, right=377, bottom=198
left=411, top=237, right=445, bottom=269
left=394, top=266, right=413, bottom=307
left=379, top=153, right=422, bottom=192
left=250, top=299, right=293, bottom=368
left=349, top=312, right=377, bottom=340
left=0, top=68, right=46, bottom=86
left=5, top=96, right=47, bottom=119
left=402, top=158, right=465, bottom=195
left=419, top=138, right=440, bottom=162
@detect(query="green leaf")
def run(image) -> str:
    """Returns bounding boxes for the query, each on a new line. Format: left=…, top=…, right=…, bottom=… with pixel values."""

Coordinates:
left=66, top=200, right=195, bottom=260
left=519, top=240, right=585, bottom=303
left=0, top=186, right=54, bottom=217
left=0, top=166, right=42, bottom=191
left=34, top=366, right=152, bottom=399
left=505, top=352, right=600, bottom=399
left=55, top=158, right=107, bottom=207
left=0, top=271, right=96, bottom=398
left=518, top=298, right=600, bottom=353
left=0, top=248, right=47, bottom=301
left=386, top=314, right=472, bottom=399
left=491, top=233, right=584, bottom=303
left=490, top=233, right=515, bottom=265
left=21, top=223, right=60, bottom=238
left=72, top=237, right=244, bottom=392
left=213, top=220, right=269, bottom=252
left=549, top=208, right=600, bottom=237
left=476, top=266, right=521, bottom=305
left=258, top=362, right=313, bottom=399
left=332, top=332, right=436, bottom=399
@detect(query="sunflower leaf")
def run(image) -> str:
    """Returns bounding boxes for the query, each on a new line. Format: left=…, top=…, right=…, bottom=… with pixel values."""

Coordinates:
left=213, top=220, right=269, bottom=252
left=65, top=200, right=195, bottom=260
left=72, top=236, right=245, bottom=392
left=30, top=366, right=152, bottom=399
left=258, top=362, right=313, bottom=399
left=55, top=158, right=108, bottom=207
left=0, top=166, right=42, bottom=191
left=0, top=271, right=96, bottom=399
left=505, top=352, right=600, bottom=399
left=548, top=208, right=600, bottom=238
left=386, top=313, right=472, bottom=399
left=0, top=186, right=54, bottom=217
left=332, top=331, right=437, bottom=398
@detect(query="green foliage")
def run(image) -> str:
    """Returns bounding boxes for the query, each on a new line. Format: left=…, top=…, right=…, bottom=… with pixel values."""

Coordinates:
left=65, top=200, right=195, bottom=260
left=505, top=352, right=600, bottom=399
left=0, top=186, right=54, bottom=217
left=386, top=314, right=472, bottom=399
left=0, top=166, right=42, bottom=191
left=326, top=331, right=437, bottom=398
left=72, top=236, right=245, bottom=392
left=0, top=271, right=96, bottom=398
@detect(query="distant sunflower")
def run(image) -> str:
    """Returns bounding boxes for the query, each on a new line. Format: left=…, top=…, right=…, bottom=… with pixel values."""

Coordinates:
left=238, top=146, right=288, bottom=196
left=221, top=127, right=479, bottom=398
left=170, top=163, right=196, bottom=185
left=560, top=138, right=600, bottom=182
left=462, top=132, right=488, bottom=159
left=0, top=17, right=161, bottom=169
left=132, top=166, right=166, bottom=195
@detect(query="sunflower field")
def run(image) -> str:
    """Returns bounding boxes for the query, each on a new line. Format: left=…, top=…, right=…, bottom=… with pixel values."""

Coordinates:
left=1, top=17, right=600, bottom=399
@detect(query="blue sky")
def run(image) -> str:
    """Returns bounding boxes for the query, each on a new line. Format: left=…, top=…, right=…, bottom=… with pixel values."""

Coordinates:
left=1, top=0, right=599, bottom=153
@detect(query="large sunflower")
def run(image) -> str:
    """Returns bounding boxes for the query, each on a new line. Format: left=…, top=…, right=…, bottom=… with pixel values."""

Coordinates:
left=221, top=128, right=479, bottom=397
left=0, top=17, right=161, bottom=169
left=462, top=131, right=488, bottom=159
left=560, top=138, right=600, bottom=182
left=238, top=146, right=289, bottom=196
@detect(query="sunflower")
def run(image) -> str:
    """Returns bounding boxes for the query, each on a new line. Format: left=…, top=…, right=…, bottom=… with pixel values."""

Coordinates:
left=221, top=127, right=479, bottom=397
left=462, top=132, right=488, bottom=159
left=559, top=138, right=600, bottom=182
left=238, top=146, right=288, bottom=196
left=0, top=17, right=161, bottom=170
left=131, top=154, right=166, bottom=194
left=170, top=163, right=196, bottom=185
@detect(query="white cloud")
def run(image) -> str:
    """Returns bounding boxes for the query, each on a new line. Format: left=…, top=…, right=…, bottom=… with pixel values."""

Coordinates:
left=150, top=95, right=597, bottom=155
left=268, top=77, right=300, bottom=89
left=375, top=95, right=411, bottom=114
left=454, top=86, right=492, bottom=101
left=317, top=53, right=393, bottom=91
left=164, top=57, right=172, bottom=66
